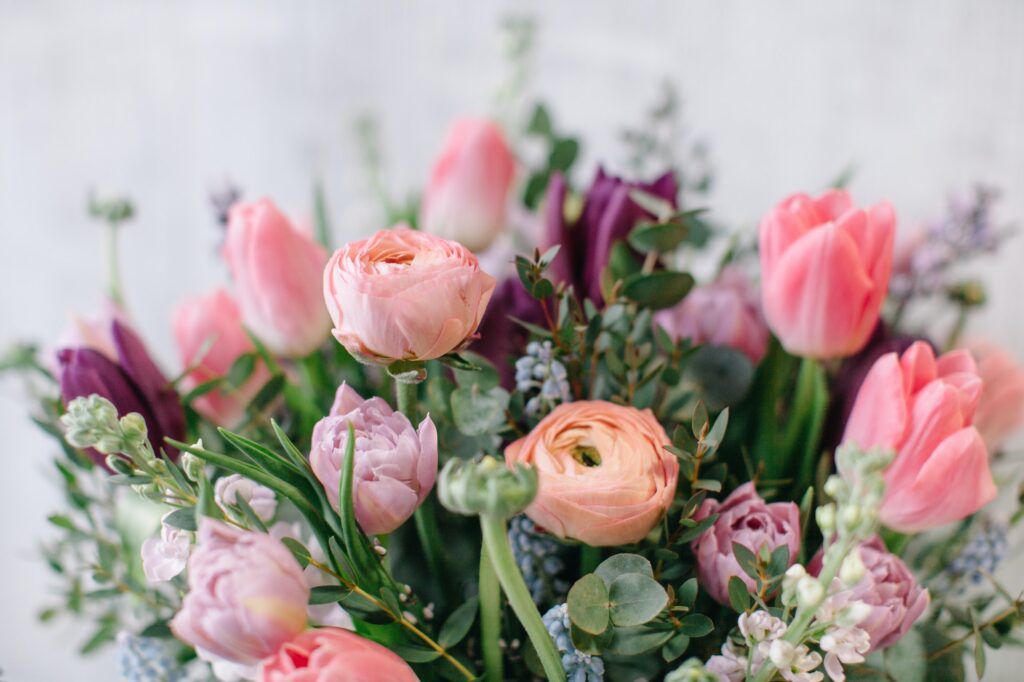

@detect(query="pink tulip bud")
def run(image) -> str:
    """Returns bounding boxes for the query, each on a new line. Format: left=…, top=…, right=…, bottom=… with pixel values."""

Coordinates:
left=310, top=383, right=437, bottom=535
left=173, top=288, right=271, bottom=426
left=170, top=519, right=310, bottom=665
left=842, top=341, right=996, bottom=532
left=323, top=226, right=496, bottom=364
left=420, top=118, right=516, bottom=252
left=223, top=199, right=331, bottom=358
left=759, top=190, right=895, bottom=358
left=969, top=340, right=1024, bottom=452
left=654, top=266, right=768, bottom=364
left=691, top=482, right=801, bottom=605
left=260, top=627, right=417, bottom=681
left=504, top=401, right=678, bottom=546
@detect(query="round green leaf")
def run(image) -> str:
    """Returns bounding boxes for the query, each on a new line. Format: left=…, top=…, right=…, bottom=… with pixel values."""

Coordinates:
left=567, top=573, right=610, bottom=635
left=677, top=613, right=714, bottom=638
left=595, top=553, right=653, bottom=586
left=621, top=271, right=694, bottom=310
left=609, top=573, right=669, bottom=627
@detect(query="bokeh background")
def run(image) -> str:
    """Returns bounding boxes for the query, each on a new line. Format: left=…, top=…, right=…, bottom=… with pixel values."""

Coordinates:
left=3, top=1, right=1024, bottom=679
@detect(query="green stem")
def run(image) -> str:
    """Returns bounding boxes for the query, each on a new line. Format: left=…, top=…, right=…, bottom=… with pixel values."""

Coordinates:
left=580, top=544, right=601, bottom=575
left=479, top=544, right=504, bottom=682
left=480, top=513, right=563, bottom=682
left=106, top=220, right=124, bottom=307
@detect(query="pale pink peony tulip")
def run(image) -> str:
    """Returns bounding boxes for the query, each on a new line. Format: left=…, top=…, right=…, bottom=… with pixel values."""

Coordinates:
left=842, top=341, right=996, bottom=532
left=173, top=289, right=271, bottom=426
left=691, top=482, right=801, bottom=605
left=969, top=340, right=1024, bottom=452
left=260, top=627, right=417, bottom=682
left=420, top=118, right=516, bottom=252
left=223, top=199, right=331, bottom=358
left=309, top=383, right=437, bottom=535
left=504, top=401, right=678, bottom=546
left=810, top=537, right=929, bottom=651
left=170, top=519, right=310, bottom=665
left=759, top=189, right=895, bottom=358
left=215, top=474, right=278, bottom=523
left=654, top=266, right=768, bottom=364
left=323, top=227, right=496, bottom=364
left=141, top=515, right=191, bottom=583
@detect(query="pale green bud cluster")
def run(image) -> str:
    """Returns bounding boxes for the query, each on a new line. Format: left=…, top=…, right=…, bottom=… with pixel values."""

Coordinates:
left=665, top=658, right=720, bottom=682
left=438, top=455, right=538, bottom=519
left=61, top=395, right=145, bottom=455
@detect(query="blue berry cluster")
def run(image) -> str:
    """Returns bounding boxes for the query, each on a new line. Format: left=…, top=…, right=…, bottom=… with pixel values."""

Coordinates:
left=542, top=604, right=605, bottom=682
left=116, top=632, right=186, bottom=682
left=508, top=515, right=569, bottom=605
left=515, top=341, right=571, bottom=417
left=948, top=520, right=1009, bottom=584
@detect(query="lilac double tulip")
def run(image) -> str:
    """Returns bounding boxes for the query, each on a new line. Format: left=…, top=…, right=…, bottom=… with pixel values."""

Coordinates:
left=57, top=318, right=185, bottom=465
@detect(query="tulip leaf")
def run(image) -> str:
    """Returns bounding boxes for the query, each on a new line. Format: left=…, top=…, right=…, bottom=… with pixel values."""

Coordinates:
left=621, top=271, right=694, bottom=310
left=567, top=573, right=611, bottom=635
left=608, top=573, right=669, bottom=627
left=595, top=553, right=653, bottom=586
left=439, top=596, right=479, bottom=648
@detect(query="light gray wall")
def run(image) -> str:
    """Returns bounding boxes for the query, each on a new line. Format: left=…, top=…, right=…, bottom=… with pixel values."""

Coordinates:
left=2, top=1, right=1023, bottom=679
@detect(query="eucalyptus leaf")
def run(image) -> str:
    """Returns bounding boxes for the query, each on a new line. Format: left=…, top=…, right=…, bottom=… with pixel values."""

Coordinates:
left=595, top=553, right=654, bottom=585
left=608, top=573, right=669, bottom=627
left=728, top=575, right=751, bottom=613
left=567, top=573, right=611, bottom=635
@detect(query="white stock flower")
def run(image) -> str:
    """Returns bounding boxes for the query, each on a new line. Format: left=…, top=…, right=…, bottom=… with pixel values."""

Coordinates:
left=839, top=548, right=866, bottom=586
left=214, top=474, right=277, bottom=522
left=739, top=611, right=787, bottom=643
left=820, top=626, right=870, bottom=682
left=766, top=641, right=823, bottom=682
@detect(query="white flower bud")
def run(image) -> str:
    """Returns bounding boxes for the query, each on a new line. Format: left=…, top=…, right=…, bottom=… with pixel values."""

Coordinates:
left=768, top=639, right=796, bottom=669
left=840, top=505, right=861, bottom=531
left=841, top=600, right=873, bottom=627
left=823, top=475, right=846, bottom=500
left=839, top=548, right=866, bottom=587
left=816, top=503, right=836, bottom=535
left=180, top=446, right=205, bottom=482
left=796, top=576, right=825, bottom=609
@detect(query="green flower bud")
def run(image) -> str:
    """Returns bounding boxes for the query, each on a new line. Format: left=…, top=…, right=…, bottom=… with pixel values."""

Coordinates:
left=180, top=451, right=205, bottom=482
left=438, top=455, right=537, bottom=519
left=665, top=658, right=721, bottom=682
left=119, top=412, right=149, bottom=449
left=61, top=395, right=125, bottom=453
left=105, top=455, right=134, bottom=475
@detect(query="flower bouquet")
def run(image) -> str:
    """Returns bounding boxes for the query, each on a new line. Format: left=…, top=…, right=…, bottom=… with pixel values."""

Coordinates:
left=7, top=26, right=1024, bottom=682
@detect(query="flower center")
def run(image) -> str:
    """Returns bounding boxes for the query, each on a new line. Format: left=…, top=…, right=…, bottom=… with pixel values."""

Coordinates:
left=571, top=445, right=602, bottom=467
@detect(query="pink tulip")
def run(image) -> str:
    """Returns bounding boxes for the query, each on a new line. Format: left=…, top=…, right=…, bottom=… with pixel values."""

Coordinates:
left=260, top=627, right=417, bottom=682
left=420, top=118, right=516, bottom=252
left=691, top=482, right=801, bottom=605
left=310, top=383, right=437, bottom=535
left=223, top=199, right=331, bottom=358
left=170, top=519, right=310, bottom=665
left=504, top=401, right=678, bottom=546
left=810, top=537, right=929, bottom=651
left=969, top=340, right=1024, bottom=452
left=654, top=266, right=768, bottom=364
left=323, top=226, right=496, bottom=364
left=173, top=288, right=271, bottom=426
left=842, top=341, right=996, bottom=532
left=759, top=189, right=895, bottom=358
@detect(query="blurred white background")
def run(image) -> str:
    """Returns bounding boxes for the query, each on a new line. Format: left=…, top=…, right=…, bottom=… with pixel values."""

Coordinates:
left=3, top=1, right=1024, bottom=679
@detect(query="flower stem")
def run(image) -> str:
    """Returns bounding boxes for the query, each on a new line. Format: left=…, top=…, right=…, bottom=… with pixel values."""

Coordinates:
left=106, top=219, right=124, bottom=307
left=479, top=543, right=504, bottom=682
left=479, top=513, right=563, bottom=682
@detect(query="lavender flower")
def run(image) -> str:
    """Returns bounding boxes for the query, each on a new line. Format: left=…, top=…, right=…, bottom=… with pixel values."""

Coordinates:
left=515, top=341, right=571, bottom=417
left=948, top=519, right=1009, bottom=584
left=542, top=604, right=605, bottom=682
left=508, top=515, right=569, bottom=605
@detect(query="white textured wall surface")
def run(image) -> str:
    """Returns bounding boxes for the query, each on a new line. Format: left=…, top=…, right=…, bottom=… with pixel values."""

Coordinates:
left=2, top=1, right=1024, bottom=679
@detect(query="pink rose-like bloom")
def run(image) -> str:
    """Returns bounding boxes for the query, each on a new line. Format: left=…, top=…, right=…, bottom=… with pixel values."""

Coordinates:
left=842, top=341, right=996, bottom=532
left=810, top=537, right=929, bottom=651
left=504, top=401, right=678, bottom=546
left=969, top=340, right=1024, bottom=452
left=654, top=266, right=768, bottom=364
left=215, top=474, right=278, bottom=523
left=420, top=118, right=516, bottom=252
left=691, top=482, right=801, bottom=605
left=173, top=289, right=271, bottom=426
left=759, top=189, right=895, bottom=359
left=171, top=519, right=310, bottom=665
left=260, top=628, right=417, bottom=682
left=141, top=515, right=191, bottom=583
left=223, top=199, right=331, bottom=358
left=310, top=383, right=437, bottom=536
left=323, top=227, right=496, bottom=364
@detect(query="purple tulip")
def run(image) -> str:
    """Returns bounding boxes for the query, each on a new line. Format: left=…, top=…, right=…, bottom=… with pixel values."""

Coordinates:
left=472, top=276, right=546, bottom=387
left=544, top=167, right=679, bottom=306
left=57, top=320, right=185, bottom=465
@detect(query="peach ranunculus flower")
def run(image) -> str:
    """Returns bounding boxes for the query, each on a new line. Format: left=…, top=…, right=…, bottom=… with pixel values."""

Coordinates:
left=842, top=341, right=997, bottom=532
left=759, top=189, right=895, bottom=359
left=504, top=401, right=678, bottom=546
left=322, top=226, right=496, bottom=364
left=969, top=340, right=1024, bottom=452
left=260, top=627, right=417, bottom=681
left=223, top=198, right=331, bottom=358
left=420, top=118, right=516, bottom=252
left=173, top=288, right=271, bottom=426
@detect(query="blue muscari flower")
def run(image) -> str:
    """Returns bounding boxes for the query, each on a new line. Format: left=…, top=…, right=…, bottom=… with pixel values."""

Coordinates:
left=516, top=341, right=571, bottom=417
left=947, top=520, right=1009, bottom=584
left=116, top=632, right=186, bottom=682
left=508, top=515, right=569, bottom=605
left=542, top=604, right=605, bottom=682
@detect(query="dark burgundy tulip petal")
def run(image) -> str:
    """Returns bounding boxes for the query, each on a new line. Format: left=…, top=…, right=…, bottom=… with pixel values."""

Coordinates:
left=542, top=172, right=572, bottom=287
left=472, top=277, right=546, bottom=388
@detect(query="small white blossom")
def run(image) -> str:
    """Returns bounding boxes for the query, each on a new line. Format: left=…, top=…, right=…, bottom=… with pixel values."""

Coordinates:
left=706, top=640, right=756, bottom=682
left=739, top=610, right=787, bottom=643
left=765, top=641, right=823, bottom=682
left=141, top=515, right=191, bottom=583
left=796, top=576, right=825, bottom=609
left=815, top=504, right=836, bottom=536
left=820, top=626, right=871, bottom=682
left=839, top=548, right=866, bottom=587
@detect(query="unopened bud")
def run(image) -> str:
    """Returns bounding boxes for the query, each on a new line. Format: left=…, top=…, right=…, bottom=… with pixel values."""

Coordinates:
left=796, top=576, right=824, bottom=609
left=839, top=548, right=866, bottom=586
left=816, top=504, right=836, bottom=535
